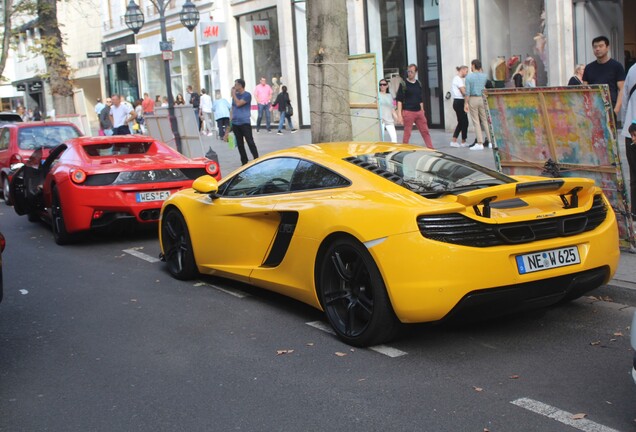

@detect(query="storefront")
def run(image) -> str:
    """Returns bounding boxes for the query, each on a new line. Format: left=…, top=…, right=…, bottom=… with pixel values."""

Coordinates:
left=104, top=35, right=139, bottom=103
left=199, top=21, right=229, bottom=97
left=12, top=79, right=46, bottom=115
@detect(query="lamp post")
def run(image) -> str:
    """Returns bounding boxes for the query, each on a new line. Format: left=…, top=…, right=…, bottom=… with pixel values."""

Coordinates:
left=124, top=0, right=200, bottom=154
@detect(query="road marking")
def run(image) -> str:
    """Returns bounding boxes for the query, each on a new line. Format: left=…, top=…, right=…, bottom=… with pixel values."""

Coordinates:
left=123, top=248, right=161, bottom=263
left=305, top=321, right=408, bottom=357
left=511, top=397, right=620, bottom=432
left=195, top=280, right=249, bottom=298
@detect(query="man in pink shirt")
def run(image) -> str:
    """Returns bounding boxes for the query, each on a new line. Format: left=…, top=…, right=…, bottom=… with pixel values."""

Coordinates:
left=253, top=77, right=273, bottom=132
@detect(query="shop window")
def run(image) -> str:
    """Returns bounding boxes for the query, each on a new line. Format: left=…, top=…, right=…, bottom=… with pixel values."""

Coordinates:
left=238, top=7, right=282, bottom=90
left=379, top=0, right=406, bottom=78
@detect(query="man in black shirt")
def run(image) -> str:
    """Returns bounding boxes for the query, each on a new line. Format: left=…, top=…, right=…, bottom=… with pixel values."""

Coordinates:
left=395, top=64, right=434, bottom=148
left=582, top=35, right=625, bottom=115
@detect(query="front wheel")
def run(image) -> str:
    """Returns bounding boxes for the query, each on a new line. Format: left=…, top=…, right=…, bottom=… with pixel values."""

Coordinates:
left=1, top=175, right=11, bottom=205
left=317, top=237, right=399, bottom=347
left=161, top=209, right=198, bottom=280
left=51, top=186, right=73, bottom=245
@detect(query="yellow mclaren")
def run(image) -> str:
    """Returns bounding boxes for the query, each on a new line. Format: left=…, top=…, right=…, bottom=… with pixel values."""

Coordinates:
left=159, top=143, right=619, bottom=347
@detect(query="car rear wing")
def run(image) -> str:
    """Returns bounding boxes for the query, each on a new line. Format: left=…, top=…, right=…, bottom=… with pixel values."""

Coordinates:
left=455, top=178, right=597, bottom=218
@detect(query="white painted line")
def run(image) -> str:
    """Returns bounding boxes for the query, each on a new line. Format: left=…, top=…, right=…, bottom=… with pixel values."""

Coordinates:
left=369, top=344, right=408, bottom=358
left=122, top=248, right=161, bottom=263
left=511, top=397, right=620, bottom=432
left=195, top=280, right=249, bottom=298
left=305, top=322, right=408, bottom=357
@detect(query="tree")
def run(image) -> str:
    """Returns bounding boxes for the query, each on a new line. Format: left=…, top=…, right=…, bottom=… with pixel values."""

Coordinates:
left=0, top=0, right=15, bottom=82
left=306, top=0, right=352, bottom=143
left=37, top=0, right=74, bottom=114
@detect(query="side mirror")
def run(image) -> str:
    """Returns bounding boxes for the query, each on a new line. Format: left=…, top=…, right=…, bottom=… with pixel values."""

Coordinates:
left=192, top=175, right=219, bottom=197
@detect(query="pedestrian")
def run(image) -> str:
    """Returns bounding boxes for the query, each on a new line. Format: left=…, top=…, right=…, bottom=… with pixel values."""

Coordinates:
left=99, top=97, right=113, bottom=136
left=199, top=88, right=214, bottom=136
left=582, top=35, right=626, bottom=116
left=464, top=59, right=492, bottom=151
left=32, top=105, right=42, bottom=121
left=619, top=64, right=636, bottom=219
left=95, top=98, right=105, bottom=116
left=213, top=90, right=231, bottom=139
left=271, top=77, right=281, bottom=123
left=109, top=94, right=135, bottom=135
left=155, top=95, right=162, bottom=108
left=161, top=96, right=168, bottom=107
left=523, top=65, right=536, bottom=87
left=512, top=64, right=524, bottom=88
left=186, top=85, right=201, bottom=129
left=141, top=92, right=154, bottom=115
left=396, top=64, right=434, bottom=148
left=378, top=79, right=397, bottom=143
left=254, top=77, right=273, bottom=133
left=450, top=66, right=469, bottom=147
left=175, top=94, right=186, bottom=106
left=229, top=78, right=259, bottom=165
left=272, top=85, right=298, bottom=135
left=17, top=106, right=27, bottom=122
left=133, top=99, right=144, bottom=134
left=568, top=64, right=585, bottom=86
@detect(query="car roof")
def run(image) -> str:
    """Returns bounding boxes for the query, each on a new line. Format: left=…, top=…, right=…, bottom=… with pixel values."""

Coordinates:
left=1, top=120, right=79, bottom=129
left=262, top=141, right=423, bottom=161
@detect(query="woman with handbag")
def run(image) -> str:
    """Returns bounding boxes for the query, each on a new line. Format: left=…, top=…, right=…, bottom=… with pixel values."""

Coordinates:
left=272, top=86, right=298, bottom=135
left=378, top=79, right=398, bottom=142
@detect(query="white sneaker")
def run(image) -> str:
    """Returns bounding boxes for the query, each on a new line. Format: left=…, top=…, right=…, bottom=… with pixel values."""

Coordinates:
left=207, top=132, right=213, bottom=136
left=450, top=141, right=460, bottom=148
left=460, top=142, right=468, bottom=148
left=470, top=143, right=484, bottom=151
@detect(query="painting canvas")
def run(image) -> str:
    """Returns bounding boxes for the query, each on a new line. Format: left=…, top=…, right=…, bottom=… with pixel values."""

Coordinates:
left=485, top=85, right=633, bottom=248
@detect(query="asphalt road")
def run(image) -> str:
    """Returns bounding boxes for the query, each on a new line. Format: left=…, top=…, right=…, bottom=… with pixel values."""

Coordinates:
left=1, top=205, right=635, bottom=432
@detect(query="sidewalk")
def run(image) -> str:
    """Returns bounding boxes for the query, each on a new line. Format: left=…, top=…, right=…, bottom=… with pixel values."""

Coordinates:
left=192, top=125, right=636, bottom=293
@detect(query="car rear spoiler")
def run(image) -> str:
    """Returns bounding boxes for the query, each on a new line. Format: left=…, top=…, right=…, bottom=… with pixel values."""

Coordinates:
left=455, top=178, right=596, bottom=218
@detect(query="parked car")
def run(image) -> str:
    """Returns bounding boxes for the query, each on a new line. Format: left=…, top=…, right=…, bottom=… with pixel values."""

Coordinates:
left=631, top=311, right=636, bottom=384
left=10, top=135, right=221, bottom=245
left=0, top=230, right=5, bottom=303
left=0, top=112, right=23, bottom=126
left=158, top=142, right=620, bottom=347
left=0, top=121, right=82, bottom=203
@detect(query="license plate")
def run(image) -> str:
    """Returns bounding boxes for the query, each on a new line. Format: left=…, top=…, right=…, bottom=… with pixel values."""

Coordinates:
left=516, top=246, right=580, bottom=274
left=136, top=191, right=170, bottom=202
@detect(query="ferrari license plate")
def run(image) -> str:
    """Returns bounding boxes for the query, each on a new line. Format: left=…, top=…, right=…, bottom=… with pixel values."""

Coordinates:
left=516, top=246, right=580, bottom=274
left=136, top=191, right=170, bottom=202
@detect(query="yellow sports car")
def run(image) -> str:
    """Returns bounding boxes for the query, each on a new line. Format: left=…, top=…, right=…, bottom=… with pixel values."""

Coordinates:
left=159, top=143, right=619, bottom=347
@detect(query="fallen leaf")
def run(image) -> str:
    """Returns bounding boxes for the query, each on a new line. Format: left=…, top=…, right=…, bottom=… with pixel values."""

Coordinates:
left=473, top=386, right=483, bottom=392
left=335, top=352, right=347, bottom=357
left=572, top=413, right=587, bottom=420
left=358, top=378, right=366, bottom=382
left=130, top=299, right=137, bottom=302
left=590, top=340, right=601, bottom=346
left=193, top=282, right=205, bottom=287
left=613, top=332, right=623, bottom=337
left=306, top=343, right=314, bottom=347
left=509, top=375, right=520, bottom=379
left=276, top=349, right=294, bottom=355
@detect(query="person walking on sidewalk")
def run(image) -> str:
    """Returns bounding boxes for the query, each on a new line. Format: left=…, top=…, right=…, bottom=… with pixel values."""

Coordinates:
left=450, top=65, right=469, bottom=147
left=199, top=89, right=214, bottom=136
left=272, top=86, right=298, bottom=135
left=141, top=93, right=155, bottom=115
left=213, top=91, right=231, bottom=139
left=395, top=64, right=434, bottom=148
left=109, top=94, right=135, bottom=135
left=254, top=77, right=273, bottom=133
left=583, top=35, right=625, bottom=116
left=230, top=79, right=259, bottom=165
left=378, top=79, right=397, bottom=143
left=464, top=59, right=492, bottom=151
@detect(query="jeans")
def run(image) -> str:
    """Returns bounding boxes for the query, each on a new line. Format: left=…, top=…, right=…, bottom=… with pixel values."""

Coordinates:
left=452, top=99, right=468, bottom=140
left=277, top=112, right=294, bottom=131
left=401, top=109, right=433, bottom=148
left=256, top=103, right=271, bottom=131
left=232, top=123, right=259, bottom=165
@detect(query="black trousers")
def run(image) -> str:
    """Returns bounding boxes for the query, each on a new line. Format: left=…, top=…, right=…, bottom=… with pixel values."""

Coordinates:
left=452, top=99, right=468, bottom=140
left=626, top=137, right=636, bottom=218
left=232, top=123, right=259, bottom=165
left=113, top=125, right=131, bottom=135
left=217, top=117, right=230, bottom=139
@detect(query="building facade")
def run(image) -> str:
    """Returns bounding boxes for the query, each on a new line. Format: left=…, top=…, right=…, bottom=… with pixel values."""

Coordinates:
left=99, top=0, right=630, bottom=132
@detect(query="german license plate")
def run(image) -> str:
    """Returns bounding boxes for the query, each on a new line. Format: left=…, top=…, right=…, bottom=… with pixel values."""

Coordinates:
left=516, top=246, right=580, bottom=274
left=136, top=191, right=170, bottom=202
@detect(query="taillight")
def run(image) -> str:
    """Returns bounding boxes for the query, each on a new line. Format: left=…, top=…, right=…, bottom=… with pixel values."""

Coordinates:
left=9, top=154, right=22, bottom=165
left=70, top=169, right=87, bottom=184
left=0, top=232, right=5, bottom=252
left=205, top=161, right=219, bottom=176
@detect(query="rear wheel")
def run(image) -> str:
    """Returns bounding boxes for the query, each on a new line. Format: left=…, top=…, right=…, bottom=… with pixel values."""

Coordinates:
left=1, top=175, right=10, bottom=205
left=51, top=186, right=73, bottom=245
left=317, top=237, right=399, bottom=347
left=161, top=209, right=198, bottom=280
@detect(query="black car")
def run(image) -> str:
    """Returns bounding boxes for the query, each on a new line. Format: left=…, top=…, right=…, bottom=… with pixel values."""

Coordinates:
left=0, top=112, right=23, bottom=126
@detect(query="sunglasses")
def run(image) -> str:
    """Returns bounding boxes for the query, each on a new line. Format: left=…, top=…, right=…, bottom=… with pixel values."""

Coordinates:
left=379, top=83, right=388, bottom=86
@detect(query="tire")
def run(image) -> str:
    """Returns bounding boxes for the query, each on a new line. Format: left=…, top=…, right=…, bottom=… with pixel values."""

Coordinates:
left=1, top=175, right=11, bottom=205
left=51, top=186, right=73, bottom=245
left=27, top=212, right=39, bottom=223
left=317, top=237, right=399, bottom=347
left=161, top=209, right=198, bottom=280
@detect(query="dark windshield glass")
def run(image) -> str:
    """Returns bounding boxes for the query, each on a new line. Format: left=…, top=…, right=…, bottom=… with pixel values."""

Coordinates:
left=18, top=125, right=80, bottom=150
left=347, top=150, right=515, bottom=197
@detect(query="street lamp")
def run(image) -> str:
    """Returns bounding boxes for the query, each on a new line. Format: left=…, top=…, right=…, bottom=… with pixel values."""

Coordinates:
left=124, top=0, right=200, bottom=154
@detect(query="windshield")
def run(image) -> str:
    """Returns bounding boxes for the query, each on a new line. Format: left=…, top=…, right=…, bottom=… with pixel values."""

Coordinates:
left=18, top=125, right=81, bottom=150
left=347, top=150, right=515, bottom=197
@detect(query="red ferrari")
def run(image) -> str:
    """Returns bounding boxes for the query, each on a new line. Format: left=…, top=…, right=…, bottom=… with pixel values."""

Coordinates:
left=10, top=135, right=221, bottom=244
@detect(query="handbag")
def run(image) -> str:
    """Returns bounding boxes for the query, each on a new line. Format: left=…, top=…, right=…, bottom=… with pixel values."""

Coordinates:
left=285, top=103, right=293, bottom=117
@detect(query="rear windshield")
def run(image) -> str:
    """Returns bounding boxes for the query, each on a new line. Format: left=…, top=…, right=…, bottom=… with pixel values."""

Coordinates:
left=347, top=150, right=515, bottom=198
left=18, top=125, right=81, bottom=149
left=82, top=141, right=153, bottom=157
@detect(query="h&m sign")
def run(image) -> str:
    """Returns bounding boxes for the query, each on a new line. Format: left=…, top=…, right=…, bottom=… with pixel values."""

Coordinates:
left=251, top=21, right=270, bottom=40
left=199, top=22, right=228, bottom=44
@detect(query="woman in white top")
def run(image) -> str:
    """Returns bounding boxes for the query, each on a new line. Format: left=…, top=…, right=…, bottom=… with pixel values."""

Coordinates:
left=378, top=79, right=397, bottom=143
left=450, top=66, right=469, bottom=147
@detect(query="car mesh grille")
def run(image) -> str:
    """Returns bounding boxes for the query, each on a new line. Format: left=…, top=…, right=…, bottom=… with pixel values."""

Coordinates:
left=84, top=173, right=119, bottom=186
left=417, top=194, right=607, bottom=247
left=180, top=168, right=207, bottom=179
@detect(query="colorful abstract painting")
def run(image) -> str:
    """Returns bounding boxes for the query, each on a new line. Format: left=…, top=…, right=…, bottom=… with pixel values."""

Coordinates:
left=485, top=85, right=633, bottom=249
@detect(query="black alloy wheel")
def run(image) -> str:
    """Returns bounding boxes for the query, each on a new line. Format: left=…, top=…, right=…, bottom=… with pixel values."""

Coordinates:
left=51, top=186, right=73, bottom=245
left=318, top=237, right=399, bottom=347
left=161, top=208, right=198, bottom=280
